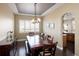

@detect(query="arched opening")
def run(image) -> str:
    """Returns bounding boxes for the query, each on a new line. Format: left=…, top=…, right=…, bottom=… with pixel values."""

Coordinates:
left=62, top=12, right=75, bottom=55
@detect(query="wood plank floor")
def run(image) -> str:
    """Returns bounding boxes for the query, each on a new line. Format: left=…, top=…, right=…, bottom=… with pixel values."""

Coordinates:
left=10, top=41, right=74, bottom=56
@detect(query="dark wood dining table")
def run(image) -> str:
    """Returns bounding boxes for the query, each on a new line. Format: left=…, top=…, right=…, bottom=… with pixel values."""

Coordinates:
left=25, top=35, right=55, bottom=55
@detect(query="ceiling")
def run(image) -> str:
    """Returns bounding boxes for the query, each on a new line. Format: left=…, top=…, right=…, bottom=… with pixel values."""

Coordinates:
left=15, top=3, right=55, bottom=15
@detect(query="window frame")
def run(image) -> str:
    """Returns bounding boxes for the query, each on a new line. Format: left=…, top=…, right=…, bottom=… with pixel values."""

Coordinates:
left=19, top=19, right=40, bottom=33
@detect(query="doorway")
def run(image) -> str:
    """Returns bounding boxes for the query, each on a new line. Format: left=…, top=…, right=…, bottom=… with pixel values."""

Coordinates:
left=62, top=12, right=75, bottom=55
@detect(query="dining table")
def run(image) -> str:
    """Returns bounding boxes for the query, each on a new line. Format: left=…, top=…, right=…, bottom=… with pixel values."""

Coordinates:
left=25, top=35, right=55, bottom=55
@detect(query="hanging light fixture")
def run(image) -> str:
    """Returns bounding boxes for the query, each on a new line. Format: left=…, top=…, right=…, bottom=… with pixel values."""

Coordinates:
left=32, top=3, right=41, bottom=23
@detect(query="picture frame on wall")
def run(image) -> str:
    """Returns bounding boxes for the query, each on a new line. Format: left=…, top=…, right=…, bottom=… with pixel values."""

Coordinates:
left=47, top=23, right=55, bottom=29
left=49, top=23, right=55, bottom=29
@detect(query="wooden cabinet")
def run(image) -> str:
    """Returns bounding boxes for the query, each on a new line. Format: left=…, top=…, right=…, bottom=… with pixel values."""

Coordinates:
left=0, top=40, right=14, bottom=56
left=0, top=44, right=13, bottom=56
left=67, top=33, right=74, bottom=42
left=63, top=33, right=75, bottom=48
left=63, top=35, right=67, bottom=48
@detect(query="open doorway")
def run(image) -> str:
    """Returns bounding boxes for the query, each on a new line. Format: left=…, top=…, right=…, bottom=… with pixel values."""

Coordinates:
left=62, top=12, right=75, bottom=55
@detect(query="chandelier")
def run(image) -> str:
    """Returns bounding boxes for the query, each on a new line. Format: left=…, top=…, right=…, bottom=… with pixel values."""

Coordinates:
left=32, top=3, right=41, bottom=23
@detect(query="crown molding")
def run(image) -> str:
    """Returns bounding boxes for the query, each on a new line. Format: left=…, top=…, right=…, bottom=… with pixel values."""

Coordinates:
left=7, top=3, right=18, bottom=14
left=16, top=13, right=43, bottom=17
left=41, top=3, right=64, bottom=16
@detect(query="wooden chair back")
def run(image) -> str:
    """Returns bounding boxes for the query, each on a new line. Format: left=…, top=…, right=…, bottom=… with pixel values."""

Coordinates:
left=28, top=32, right=35, bottom=36
left=26, top=41, right=32, bottom=55
left=42, top=42, right=58, bottom=56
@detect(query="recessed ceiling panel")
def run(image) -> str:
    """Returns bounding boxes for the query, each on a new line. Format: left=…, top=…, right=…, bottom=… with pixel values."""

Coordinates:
left=16, top=3, right=55, bottom=15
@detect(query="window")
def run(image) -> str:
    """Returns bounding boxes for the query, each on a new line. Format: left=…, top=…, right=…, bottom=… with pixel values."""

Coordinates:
left=19, top=20, right=39, bottom=33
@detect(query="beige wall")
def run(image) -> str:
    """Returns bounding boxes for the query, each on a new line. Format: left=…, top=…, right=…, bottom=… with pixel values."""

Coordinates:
left=43, top=3, right=79, bottom=55
left=14, top=15, right=43, bottom=39
left=0, top=4, right=14, bottom=41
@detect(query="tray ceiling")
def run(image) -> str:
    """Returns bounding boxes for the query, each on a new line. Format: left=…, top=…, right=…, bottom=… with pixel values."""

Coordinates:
left=16, top=3, right=55, bottom=15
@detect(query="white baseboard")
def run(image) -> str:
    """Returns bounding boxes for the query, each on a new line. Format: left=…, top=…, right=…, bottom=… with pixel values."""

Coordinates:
left=57, top=46, right=63, bottom=50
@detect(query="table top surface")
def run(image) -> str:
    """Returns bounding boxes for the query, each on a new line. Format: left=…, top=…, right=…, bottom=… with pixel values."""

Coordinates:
left=26, top=35, right=53, bottom=49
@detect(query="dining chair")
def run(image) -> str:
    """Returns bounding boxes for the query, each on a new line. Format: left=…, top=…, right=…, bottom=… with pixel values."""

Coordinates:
left=39, top=42, right=58, bottom=56
left=47, top=35, right=53, bottom=44
left=40, top=33, right=45, bottom=40
left=28, top=32, right=35, bottom=36
left=26, top=40, right=32, bottom=56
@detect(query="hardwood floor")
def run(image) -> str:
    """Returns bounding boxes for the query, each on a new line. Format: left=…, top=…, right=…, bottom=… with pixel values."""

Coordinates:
left=10, top=41, right=26, bottom=56
left=10, top=41, right=74, bottom=56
